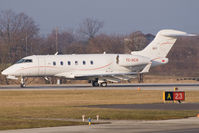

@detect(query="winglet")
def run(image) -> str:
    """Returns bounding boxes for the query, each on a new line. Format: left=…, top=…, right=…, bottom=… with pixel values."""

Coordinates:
left=54, top=52, right=58, bottom=55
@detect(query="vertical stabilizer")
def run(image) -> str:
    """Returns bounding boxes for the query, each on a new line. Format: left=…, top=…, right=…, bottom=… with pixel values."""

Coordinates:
left=131, top=29, right=195, bottom=59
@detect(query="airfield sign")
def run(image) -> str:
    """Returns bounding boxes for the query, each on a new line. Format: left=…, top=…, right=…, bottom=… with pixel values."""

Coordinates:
left=163, top=91, right=185, bottom=101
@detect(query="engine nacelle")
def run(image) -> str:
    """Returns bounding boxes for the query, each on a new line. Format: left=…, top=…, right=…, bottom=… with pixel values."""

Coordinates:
left=118, top=54, right=150, bottom=67
left=151, top=57, right=169, bottom=67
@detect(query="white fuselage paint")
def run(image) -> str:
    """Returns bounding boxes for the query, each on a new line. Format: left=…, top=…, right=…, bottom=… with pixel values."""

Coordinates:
left=2, top=54, right=153, bottom=78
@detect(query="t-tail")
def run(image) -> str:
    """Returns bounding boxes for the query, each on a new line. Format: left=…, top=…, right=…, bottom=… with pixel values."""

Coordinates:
left=131, top=29, right=195, bottom=59
left=131, top=29, right=196, bottom=72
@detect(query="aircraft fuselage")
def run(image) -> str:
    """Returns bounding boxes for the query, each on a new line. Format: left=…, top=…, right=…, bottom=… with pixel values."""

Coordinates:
left=2, top=54, right=152, bottom=78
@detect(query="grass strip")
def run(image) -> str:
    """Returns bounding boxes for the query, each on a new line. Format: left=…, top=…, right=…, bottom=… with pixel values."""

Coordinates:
left=0, top=117, right=86, bottom=130
left=0, top=90, right=198, bottom=130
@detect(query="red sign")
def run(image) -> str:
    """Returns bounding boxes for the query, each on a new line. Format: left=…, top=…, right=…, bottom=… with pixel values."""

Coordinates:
left=173, top=92, right=185, bottom=101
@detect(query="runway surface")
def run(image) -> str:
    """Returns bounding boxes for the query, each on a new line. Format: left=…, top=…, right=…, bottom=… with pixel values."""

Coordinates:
left=0, top=83, right=199, bottom=91
left=0, top=117, right=199, bottom=133
left=87, top=103, right=199, bottom=110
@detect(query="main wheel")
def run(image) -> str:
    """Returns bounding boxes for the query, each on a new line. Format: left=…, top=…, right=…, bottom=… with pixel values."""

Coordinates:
left=92, top=81, right=99, bottom=87
left=100, top=82, right=107, bottom=87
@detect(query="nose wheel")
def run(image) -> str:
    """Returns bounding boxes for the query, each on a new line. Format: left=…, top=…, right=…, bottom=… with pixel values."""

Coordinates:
left=20, top=77, right=26, bottom=88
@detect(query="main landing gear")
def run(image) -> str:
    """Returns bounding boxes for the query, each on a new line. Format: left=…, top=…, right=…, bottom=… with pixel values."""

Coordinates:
left=92, top=80, right=99, bottom=87
left=138, top=73, right=144, bottom=83
left=100, top=82, right=107, bottom=87
left=91, top=79, right=107, bottom=87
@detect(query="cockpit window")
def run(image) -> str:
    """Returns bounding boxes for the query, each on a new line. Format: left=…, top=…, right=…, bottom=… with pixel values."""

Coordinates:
left=16, top=59, right=25, bottom=64
left=24, top=59, right=32, bottom=63
left=16, top=59, right=32, bottom=64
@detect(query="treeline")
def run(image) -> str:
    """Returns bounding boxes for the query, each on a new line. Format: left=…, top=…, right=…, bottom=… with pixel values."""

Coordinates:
left=0, top=10, right=199, bottom=77
left=0, top=10, right=152, bottom=63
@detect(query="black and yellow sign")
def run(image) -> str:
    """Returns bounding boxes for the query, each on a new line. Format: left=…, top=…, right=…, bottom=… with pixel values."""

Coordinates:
left=164, top=91, right=173, bottom=101
left=163, top=91, right=185, bottom=101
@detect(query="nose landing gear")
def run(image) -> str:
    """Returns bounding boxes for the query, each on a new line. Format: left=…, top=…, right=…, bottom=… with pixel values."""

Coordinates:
left=20, top=77, right=26, bottom=88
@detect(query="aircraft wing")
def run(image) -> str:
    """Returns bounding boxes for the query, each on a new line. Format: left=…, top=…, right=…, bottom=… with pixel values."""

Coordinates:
left=74, top=72, right=138, bottom=82
left=55, top=71, right=138, bottom=82
left=75, top=72, right=137, bottom=78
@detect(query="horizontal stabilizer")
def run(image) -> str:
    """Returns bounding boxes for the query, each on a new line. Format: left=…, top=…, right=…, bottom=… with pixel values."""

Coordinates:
left=163, top=33, right=196, bottom=38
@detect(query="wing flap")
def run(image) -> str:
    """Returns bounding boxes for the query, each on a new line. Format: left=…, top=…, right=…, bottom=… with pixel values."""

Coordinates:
left=55, top=72, right=75, bottom=78
left=104, top=76, right=121, bottom=83
left=112, top=75, right=130, bottom=81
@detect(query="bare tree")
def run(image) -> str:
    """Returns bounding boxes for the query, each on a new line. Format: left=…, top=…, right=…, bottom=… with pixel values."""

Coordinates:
left=78, top=18, right=103, bottom=40
left=0, top=10, right=39, bottom=63
left=43, top=29, right=75, bottom=54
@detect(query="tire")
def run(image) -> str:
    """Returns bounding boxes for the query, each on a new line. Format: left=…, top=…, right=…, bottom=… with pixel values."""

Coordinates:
left=92, top=81, right=99, bottom=87
left=20, top=84, right=25, bottom=88
left=100, top=82, right=107, bottom=87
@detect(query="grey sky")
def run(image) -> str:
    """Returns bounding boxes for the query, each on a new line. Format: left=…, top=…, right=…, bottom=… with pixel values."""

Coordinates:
left=0, top=0, right=198, bottom=35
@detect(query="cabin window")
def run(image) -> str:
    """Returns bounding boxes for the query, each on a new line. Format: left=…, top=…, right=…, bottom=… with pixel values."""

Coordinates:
left=75, top=61, right=78, bottom=65
left=53, top=61, right=56, bottom=66
left=83, top=61, right=86, bottom=65
left=60, top=61, right=63, bottom=66
left=90, top=60, right=94, bottom=65
left=68, top=61, right=71, bottom=65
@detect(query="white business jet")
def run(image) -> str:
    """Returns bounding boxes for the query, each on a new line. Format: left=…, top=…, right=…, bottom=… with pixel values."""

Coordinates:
left=1, top=29, right=195, bottom=87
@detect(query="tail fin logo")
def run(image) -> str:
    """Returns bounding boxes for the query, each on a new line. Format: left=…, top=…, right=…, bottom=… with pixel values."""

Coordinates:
left=160, top=41, right=173, bottom=45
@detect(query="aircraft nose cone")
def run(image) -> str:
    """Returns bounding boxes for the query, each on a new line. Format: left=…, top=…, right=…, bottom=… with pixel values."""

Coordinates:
left=1, top=69, right=9, bottom=75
